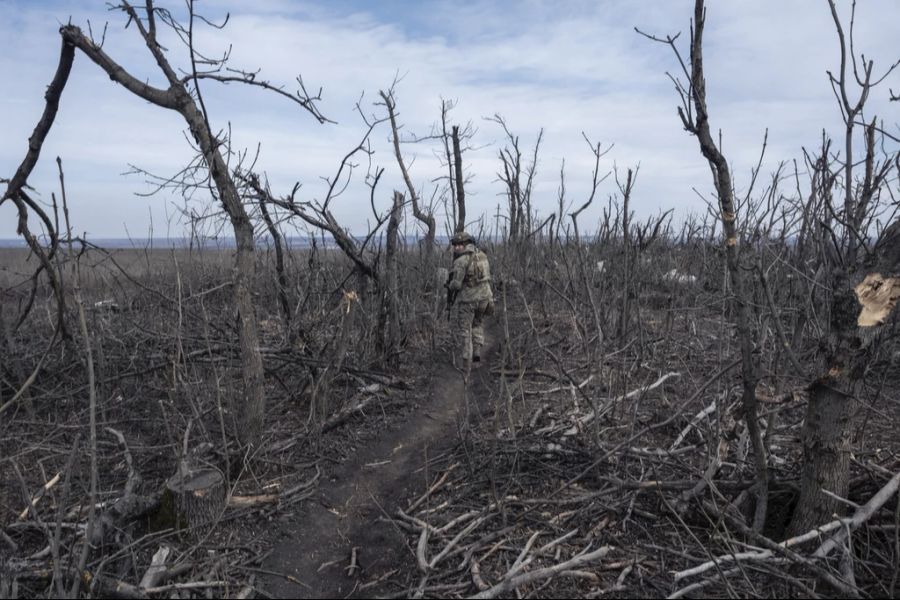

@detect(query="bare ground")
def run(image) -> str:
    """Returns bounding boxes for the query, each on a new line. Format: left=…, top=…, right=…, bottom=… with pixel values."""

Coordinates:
left=261, top=331, right=497, bottom=598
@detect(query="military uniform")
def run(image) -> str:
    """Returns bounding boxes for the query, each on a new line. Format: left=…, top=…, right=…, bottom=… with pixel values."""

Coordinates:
left=447, top=233, right=493, bottom=367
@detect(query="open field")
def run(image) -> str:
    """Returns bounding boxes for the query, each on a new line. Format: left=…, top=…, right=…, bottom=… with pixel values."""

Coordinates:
left=2, top=232, right=900, bottom=598
left=2, top=0, right=899, bottom=597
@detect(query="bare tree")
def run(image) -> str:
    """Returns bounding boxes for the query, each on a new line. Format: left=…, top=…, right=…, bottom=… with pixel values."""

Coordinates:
left=379, top=88, right=437, bottom=255
left=615, top=166, right=638, bottom=339
left=491, top=115, right=543, bottom=243
left=240, top=104, right=415, bottom=369
left=248, top=173, right=293, bottom=339
left=639, top=0, right=768, bottom=530
left=567, top=136, right=612, bottom=359
left=789, top=0, right=900, bottom=534
left=58, top=1, right=328, bottom=445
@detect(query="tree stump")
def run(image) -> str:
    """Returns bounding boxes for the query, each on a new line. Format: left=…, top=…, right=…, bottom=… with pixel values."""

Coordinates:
left=165, top=468, right=225, bottom=532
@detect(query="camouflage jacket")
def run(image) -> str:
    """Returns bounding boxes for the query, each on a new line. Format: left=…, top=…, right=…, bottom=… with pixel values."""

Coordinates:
left=448, top=243, right=493, bottom=304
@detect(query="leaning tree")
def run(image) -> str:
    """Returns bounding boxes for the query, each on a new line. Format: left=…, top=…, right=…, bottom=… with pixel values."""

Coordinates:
left=24, top=0, right=331, bottom=445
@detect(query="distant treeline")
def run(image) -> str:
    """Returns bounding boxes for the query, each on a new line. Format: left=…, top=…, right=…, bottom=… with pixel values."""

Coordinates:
left=0, top=235, right=463, bottom=250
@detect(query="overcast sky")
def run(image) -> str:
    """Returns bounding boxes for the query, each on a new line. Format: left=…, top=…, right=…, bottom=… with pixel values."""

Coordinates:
left=1, top=0, right=898, bottom=240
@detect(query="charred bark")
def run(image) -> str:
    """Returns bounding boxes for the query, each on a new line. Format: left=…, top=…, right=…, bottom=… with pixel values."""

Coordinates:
left=1, top=38, right=75, bottom=341
left=684, top=8, right=766, bottom=531
left=452, top=126, right=466, bottom=233
left=790, top=1, right=899, bottom=532
left=382, top=191, right=404, bottom=366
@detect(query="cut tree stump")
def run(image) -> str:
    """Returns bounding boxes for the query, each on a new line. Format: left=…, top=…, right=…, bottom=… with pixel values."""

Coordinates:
left=165, top=468, right=225, bottom=531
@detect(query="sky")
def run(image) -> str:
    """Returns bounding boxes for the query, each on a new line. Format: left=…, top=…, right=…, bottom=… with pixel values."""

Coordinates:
left=1, top=0, right=899, bottom=240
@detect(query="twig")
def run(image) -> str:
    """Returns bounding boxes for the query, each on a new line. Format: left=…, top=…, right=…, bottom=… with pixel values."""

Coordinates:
left=59, top=157, right=100, bottom=600
left=814, top=470, right=900, bottom=558
left=471, top=545, right=613, bottom=599
left=565, top=372, right=681, bottom=433
left=407, top=463, right=458, bottom=513
left=18, top=472, right=62, bottom=520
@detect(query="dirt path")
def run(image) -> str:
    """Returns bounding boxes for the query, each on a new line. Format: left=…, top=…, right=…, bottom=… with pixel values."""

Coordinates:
left=261, top=333, right=496, bottom=598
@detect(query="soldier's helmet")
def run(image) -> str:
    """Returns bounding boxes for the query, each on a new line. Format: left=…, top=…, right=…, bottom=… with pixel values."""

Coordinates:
left=450, top=231, right=474, bottom=246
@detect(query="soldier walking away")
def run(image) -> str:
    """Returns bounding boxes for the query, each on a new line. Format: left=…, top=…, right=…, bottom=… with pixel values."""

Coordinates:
left=445, top=231, right=494, bottom=371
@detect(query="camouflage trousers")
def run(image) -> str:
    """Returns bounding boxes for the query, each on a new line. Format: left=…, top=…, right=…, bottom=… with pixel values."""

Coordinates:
left=453, top=299, right=491, bottom=362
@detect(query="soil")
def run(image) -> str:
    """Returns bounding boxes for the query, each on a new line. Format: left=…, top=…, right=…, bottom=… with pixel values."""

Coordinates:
left=261, top=332, right=497, bottom=598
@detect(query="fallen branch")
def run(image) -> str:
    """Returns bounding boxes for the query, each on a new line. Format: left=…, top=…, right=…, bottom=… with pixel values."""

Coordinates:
left=672, top=501, right=862, bottom=598
left=142, top=580, right=229, bottom=594
left=407, top=463, right=459, bottom=513
left=139, top=546, right=172, bottom=590
left=670, top=399, right=718, bottom=451
left=565, top=372, right=680, bottom=434
left=18, top=472, right=61, bottom=520
left=321, top=393, right=381, bottom=433
left=668, top=566, right=742, bottom=599
left=227, top=494, right=281, bottom=508
left=814, top=469, right=900, bottom=558
left=471, top=545, right=613, bottom=599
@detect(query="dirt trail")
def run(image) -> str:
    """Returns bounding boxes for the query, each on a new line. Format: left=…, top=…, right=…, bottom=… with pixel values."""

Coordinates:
left=262, top=333, right=496, bottom=598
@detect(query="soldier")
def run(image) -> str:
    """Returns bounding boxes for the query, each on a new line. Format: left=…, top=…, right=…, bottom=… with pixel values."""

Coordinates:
left=446, top=231, right=494, bottom=370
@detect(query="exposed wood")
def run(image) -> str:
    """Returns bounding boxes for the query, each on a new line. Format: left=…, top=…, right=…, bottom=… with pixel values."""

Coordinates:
left=139, top=546, right=172, bottom=590
left=17, top=472, right=61, bottom=521
left=472, top=545, right=613, bottom=599
left=166, top=468, right=226, bottom=529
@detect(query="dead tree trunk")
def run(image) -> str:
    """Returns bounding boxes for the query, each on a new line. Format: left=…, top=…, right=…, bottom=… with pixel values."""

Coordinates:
left=642, top=0, right=767, bottom=529
left=792, top=234, right=900, bottom=532
left=257, top=185, right=292, bottom=337
left=383, top=191, right=404, bottom=366
left=493, top=116, right=543, bottom=245
left=166, top=467, right=226, bottom=531
left=380, top=90, right=436, bottom=255
left=687, top=2, right=767, bottom=531
left=617, top=168, right=636, bottom=339
left=452, top=126, right=466, bottom=233
left=789, top=0, right=899, bottom=534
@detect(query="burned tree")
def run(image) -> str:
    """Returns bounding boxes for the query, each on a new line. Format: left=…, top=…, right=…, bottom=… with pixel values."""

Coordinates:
left=615, top=166, right=638, bottom=340
left=452, top=125, right=467, bottom=234
left=789, top=0, right=900, bottom=534
left=56, top=1, right=328, bottom=445
left=0, top=37, right=74, bottom=365
left=240, top=108, right=413, bottom=368
left=491, top=115, right=544, bottom=244
left=383, top=190, right=405, bottom=365
left=380, top=88, right=437, bottom=255
left=640, top=0, right=768, bottom=530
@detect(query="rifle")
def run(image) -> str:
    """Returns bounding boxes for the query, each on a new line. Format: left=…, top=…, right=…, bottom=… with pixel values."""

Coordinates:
left=445, top=272, right=458, bottom=321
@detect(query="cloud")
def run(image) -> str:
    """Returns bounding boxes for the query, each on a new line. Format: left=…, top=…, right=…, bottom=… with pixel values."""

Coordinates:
left=1, top=0, right=898, bottom=239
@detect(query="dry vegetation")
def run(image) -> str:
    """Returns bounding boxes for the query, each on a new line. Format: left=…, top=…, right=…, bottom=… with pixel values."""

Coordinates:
left=2, top=0, right=900, bottom=598
left=381, top=236, right=900, bottom=598
left=2, top=222, right=900, bottom=598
